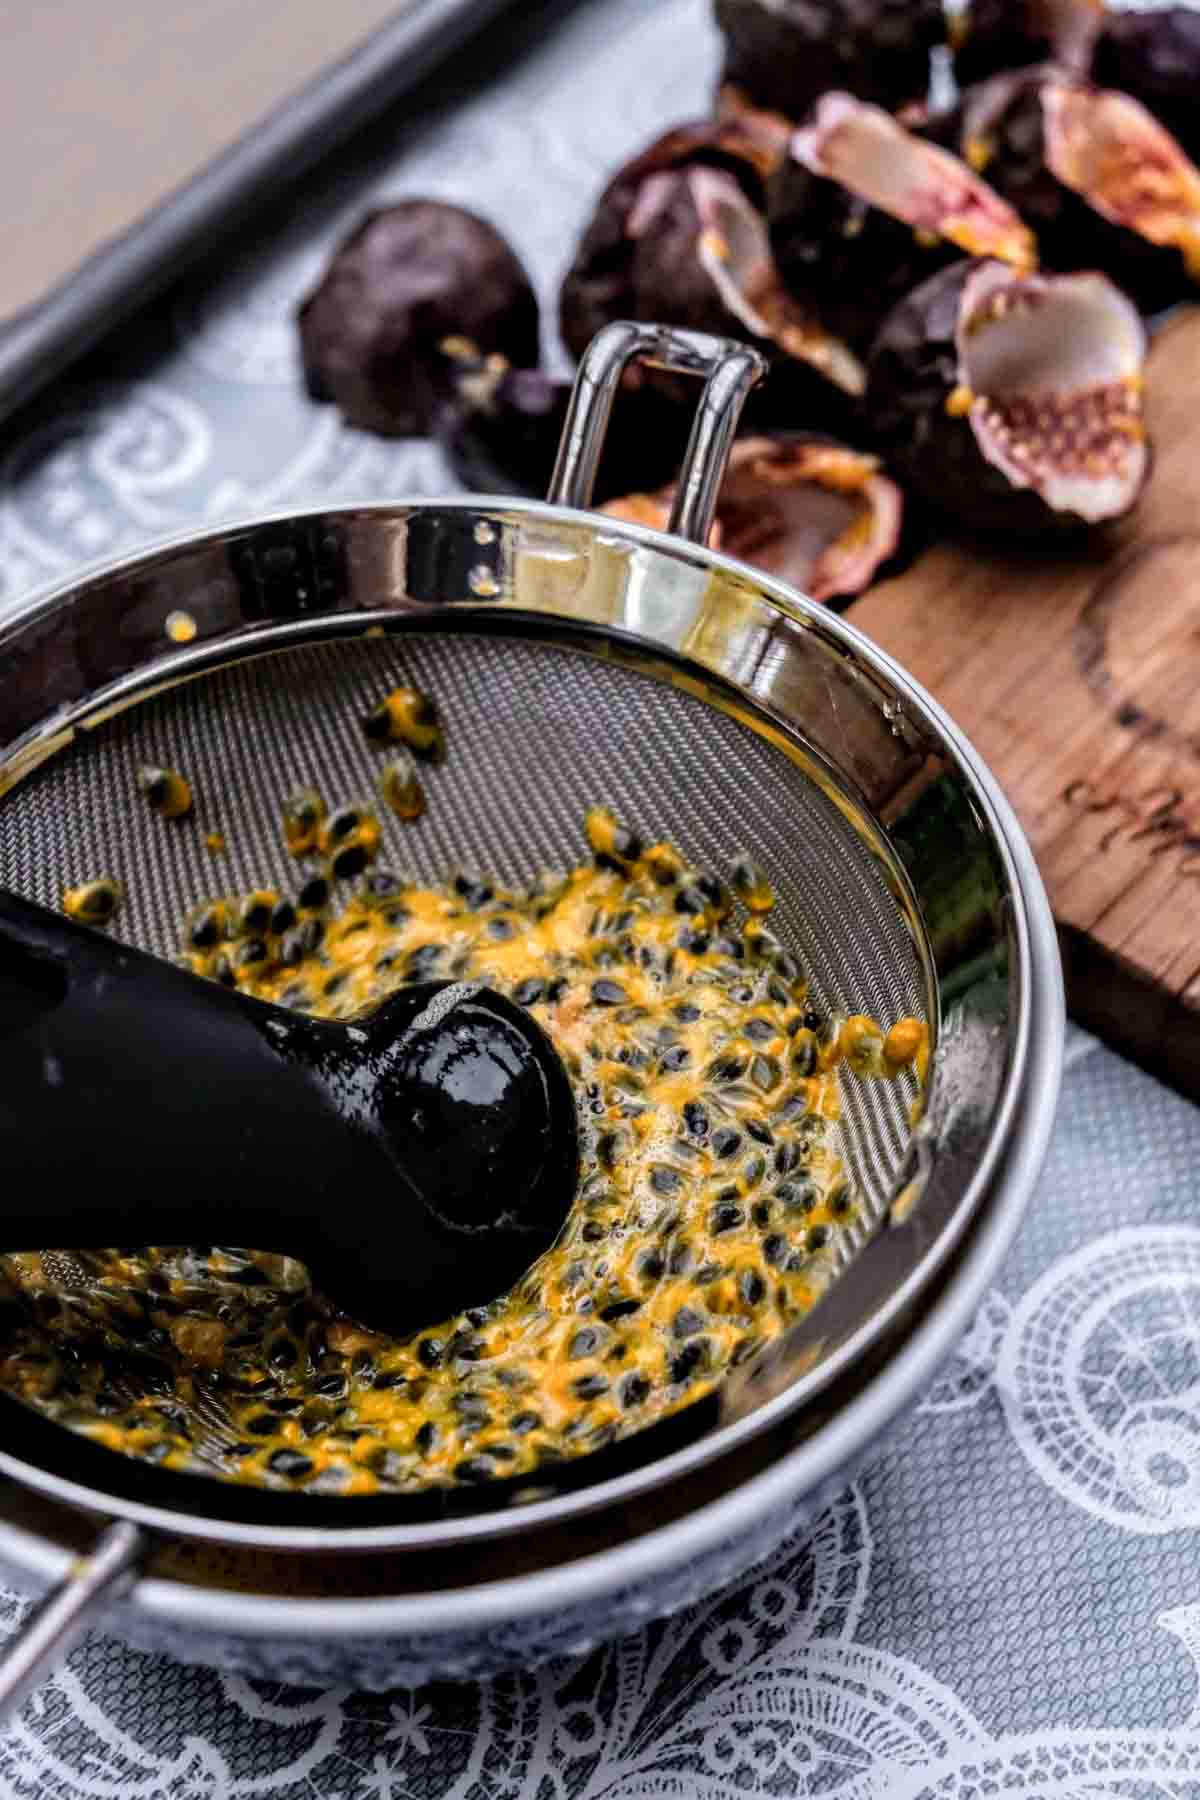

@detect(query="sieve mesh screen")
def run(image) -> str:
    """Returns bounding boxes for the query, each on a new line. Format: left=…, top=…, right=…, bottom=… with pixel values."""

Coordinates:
left=0, top=629, right=925, bottom=1222
left=0, top=629, right=928, bottom=1474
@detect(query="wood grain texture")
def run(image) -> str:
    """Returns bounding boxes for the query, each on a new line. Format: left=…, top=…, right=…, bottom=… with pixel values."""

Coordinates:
left=848, top=307, right=1200, bottom=1092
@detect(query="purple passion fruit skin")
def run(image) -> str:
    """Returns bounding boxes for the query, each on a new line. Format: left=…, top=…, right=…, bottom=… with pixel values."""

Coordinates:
left=769, top=93, right=1036, bottom=350
left=866, top=257, right=1149, bottom=537
left=1093, top=8, right=1200, bottom=169
left=943, top=69, right=1200, bottom=312
left=435, top=344, right=688, bottom=504
left=951, top=0, right=1104, bottom=89
left=298, top=202, right=540, bottom=438
left=768, top=155, right=937, bottom=350
left=713, top=0, right=944, bottom=121
left=604, top=432, right=905, bottom=604
left=559, top=121, right=867, bottom=431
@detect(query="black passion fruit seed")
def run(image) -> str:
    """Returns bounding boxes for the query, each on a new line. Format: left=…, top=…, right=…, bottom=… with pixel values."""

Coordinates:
left=137, top=765, right=193, bottom=820
left=269, top=899, right=297, bottom=936
left=186, top=901, right=227, bottom=950
left=730, top=853, right=774, bottom=913
left=62, top=878, right=122, bottom=927
left=584, top=805, right=643, bottom=868
left=362, top=685, right=444, bottom=760
left=235, top=891, right=277, bottom=937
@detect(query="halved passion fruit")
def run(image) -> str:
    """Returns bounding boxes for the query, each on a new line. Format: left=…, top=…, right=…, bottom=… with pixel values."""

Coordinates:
left=602, top=433, right=904, bottom=603
left=867, top=258, right=1150, bottom=534
left=714, top=0, right=944, bottom=122
left=949, top=68, right=1200, bottom=309
left=1041, top=79, right=1200, bottom=279
left=434, top=341, right=686, bottom=502
left=769, top=93, right=1035, bottom=347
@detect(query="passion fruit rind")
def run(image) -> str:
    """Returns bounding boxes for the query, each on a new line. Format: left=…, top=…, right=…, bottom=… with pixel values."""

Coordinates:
left=559, top=120, right=865, bottom=413
left=769, top=93, right=1035, bottom=350
left=714, top=0, right=944, bottom=122
left=939, top=67, right=1200, bottom=311
left=435, top=341, right=687, bottom=503
left=1093, top=7, right=1200, bottom=169
left=602, top=432, right=905, bottom=603
left=1040, top=78, right=1200, bottom=289
left=297, top=201, right=540, bottom=438
left=866, top=258, right=1150, bottom=536
left=951, top=0, right=1103, bottom=90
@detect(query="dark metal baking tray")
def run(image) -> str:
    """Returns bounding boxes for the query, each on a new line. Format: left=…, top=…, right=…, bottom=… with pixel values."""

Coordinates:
left=0, top=0, right=533, bottom=428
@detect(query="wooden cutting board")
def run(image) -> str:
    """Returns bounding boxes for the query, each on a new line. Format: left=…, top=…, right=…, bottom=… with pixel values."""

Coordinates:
left=847, top=306, right=1200, bottom=1096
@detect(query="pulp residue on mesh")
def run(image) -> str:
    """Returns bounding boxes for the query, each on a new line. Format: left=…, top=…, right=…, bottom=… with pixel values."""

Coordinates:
left=5, top=784, right=925, bottom=1495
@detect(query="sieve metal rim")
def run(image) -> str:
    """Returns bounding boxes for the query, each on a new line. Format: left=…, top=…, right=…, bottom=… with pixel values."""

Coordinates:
left=0, top=826, right=1061, bottom=1643
left=0, top=492, right=1052, bottom=1557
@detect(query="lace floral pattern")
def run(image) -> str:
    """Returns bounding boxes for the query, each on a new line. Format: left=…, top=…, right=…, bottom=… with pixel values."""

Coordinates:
left=999, top=1228, right=1200, bottom=1534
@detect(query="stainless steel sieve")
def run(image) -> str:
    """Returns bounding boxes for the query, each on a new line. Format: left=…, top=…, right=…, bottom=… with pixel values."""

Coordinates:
left=0, top=322, right=1063, bottom=1697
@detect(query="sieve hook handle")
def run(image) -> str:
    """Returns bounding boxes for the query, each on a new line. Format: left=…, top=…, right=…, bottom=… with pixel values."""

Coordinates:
left=0, top=1519, right=147, bottom=1723
left=547, top=323, right=767, bottom=546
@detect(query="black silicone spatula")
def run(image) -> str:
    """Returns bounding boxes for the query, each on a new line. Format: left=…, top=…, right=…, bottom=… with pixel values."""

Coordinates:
left=0, top=889, right=578, bottom=1332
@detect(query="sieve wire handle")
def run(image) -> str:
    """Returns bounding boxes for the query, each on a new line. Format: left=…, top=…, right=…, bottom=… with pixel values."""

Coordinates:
left=0, top=1519, right=148, bottom=1723
left=547, top=322, right=767, bottom=545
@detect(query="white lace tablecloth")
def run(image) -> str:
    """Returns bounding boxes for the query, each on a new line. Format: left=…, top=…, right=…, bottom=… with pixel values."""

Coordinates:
left=1, top=1, right=1199, bottom=1791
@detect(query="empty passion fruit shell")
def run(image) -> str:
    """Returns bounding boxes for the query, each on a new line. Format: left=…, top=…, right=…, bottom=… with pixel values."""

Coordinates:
left=602, top=433, right=905, bottom=604
left=297, top=201, right=540, bottom=437
left=768, top=92, right=1035, bottom=350
left=559, top=120, right=866, bottom=422
left=950, top=0, right=1104, bottom=90
left=1093, top=8, right=1200, bottom=169
left=866, top=257, right=1150, bottom=536
left=941, top=68, right=1200, bottom=311
left=713, top=0, right=944, bottom=122
left=434, top=341, right=687, bottom=502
